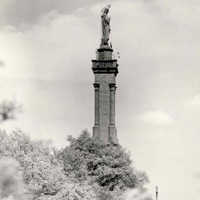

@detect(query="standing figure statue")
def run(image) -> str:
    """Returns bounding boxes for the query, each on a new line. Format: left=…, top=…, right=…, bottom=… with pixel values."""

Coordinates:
left=101, top=5, right=111, bottom=46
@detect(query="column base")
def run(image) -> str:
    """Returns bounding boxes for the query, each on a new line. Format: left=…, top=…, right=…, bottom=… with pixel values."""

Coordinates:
left=108, top=125, right=118, bottom=145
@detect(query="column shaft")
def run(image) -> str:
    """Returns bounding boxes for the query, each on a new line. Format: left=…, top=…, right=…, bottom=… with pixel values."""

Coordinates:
left=94, top=83, right=100, bottom=126
left=109, top=83, right=116, bottom=126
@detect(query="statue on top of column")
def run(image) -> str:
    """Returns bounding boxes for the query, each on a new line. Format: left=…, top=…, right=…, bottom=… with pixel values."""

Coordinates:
left=101, top=5, right=111, bottom=46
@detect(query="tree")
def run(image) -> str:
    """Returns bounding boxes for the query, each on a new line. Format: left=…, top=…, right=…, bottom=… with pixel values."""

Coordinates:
left=0, top=157, right=26, bottom=200
left=0, top=130, right=66, bottom=199
left=0, top=130, right=97, bottom=200
left=36, top=181, right=96, bottom=200
left=61, top=131, right=148, bottom=192
left=0, top=100, right=22, bottom=122
left=124, top=187, right=153, bottom=200
left=0, top=130, right=151, bottom=200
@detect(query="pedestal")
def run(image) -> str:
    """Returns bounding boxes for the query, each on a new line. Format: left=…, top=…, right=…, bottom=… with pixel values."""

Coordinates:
left=108, top=125, right=118, bottom=144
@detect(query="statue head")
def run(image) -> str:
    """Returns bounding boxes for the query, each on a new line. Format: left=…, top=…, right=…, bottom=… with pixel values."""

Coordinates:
left=106, top=4, right=111, bottom=10
left=102, top=4, right=111, bottom=15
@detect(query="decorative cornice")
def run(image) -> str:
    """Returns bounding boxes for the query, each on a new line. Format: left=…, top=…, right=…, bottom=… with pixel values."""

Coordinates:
left=109, top=83, right=117, bottom=91
left=92, top=59, right=117, bottom=63
left=92, top=67, right=118, bottom=76
left=97, top=47, right=113, bottom=52
left=109, top=83, right=116, bottom=88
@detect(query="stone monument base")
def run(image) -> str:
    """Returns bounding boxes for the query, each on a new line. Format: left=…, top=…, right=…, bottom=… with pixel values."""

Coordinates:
left=108, top=125, right=118, bottom=145
left=93, top=125, right=100, bottom=140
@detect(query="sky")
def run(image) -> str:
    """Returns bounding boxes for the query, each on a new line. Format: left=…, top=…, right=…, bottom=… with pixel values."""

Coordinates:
left=0, top=0, right=200, bottom=200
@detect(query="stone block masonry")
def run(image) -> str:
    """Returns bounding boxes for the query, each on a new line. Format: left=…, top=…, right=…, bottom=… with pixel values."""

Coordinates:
left=92, top=47, right=118, bottom=144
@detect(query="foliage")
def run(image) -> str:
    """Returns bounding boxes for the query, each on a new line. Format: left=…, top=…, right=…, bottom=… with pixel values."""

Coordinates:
left=95, top=186, right=124, bottom=200
left=0, top=129, right=150, bottom=200
left=0, top=100, right=21, bottom=122
left=0, top=157, right=26, bottom=200
left=124, top=187, right=153, bottom=200
left=61, top=130, right=148, bottom=192
left=37, top=181, right=96, bottom=200
left=0, top=130, right=66, bottom=199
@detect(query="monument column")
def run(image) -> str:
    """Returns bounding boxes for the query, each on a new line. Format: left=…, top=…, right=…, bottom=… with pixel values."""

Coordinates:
left=92, top=5, right=119, bottom=144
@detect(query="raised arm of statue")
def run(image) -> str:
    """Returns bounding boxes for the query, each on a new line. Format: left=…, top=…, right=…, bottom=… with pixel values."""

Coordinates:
left=101, top=5, right=111, bottom=46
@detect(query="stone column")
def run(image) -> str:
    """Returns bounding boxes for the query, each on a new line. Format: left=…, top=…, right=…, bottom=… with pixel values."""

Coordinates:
left=94, top=83, right=100, bottom=125
left=108, top=83, right=118, bottom=144
left=109, top=83, right=116, bottom=126
left=93, top=83, right=100, bottom=139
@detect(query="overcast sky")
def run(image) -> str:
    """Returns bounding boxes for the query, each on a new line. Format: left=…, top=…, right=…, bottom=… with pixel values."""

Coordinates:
left=1, top=0, right=200, bottom=200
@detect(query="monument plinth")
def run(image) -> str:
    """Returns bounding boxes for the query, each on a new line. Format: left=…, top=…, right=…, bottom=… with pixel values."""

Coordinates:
left=92, top=5, right=119, bottom=144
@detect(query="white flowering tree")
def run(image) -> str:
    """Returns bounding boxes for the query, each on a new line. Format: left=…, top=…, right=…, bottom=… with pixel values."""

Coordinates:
left=0, top=157, right=26, bottom=200
left=0, top=130, right=97, bottom=200
left=0, top=131, right=65, bottom=199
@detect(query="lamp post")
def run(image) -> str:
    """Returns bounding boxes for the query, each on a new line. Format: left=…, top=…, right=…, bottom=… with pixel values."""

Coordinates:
left=156, top=186, right=159, bottom=200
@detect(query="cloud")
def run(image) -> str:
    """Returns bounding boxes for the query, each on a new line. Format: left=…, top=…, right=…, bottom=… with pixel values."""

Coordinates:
left=139, top=110, right=173, bottom=125
left=0, top=60, right=5, bottom=67
left=0, top=8, right=98, bottom=81
left=187, top=94, right=200, bottom=107
left=194, top=172, right=200, bottom=179
left=0, top=0, right=103, bottom=28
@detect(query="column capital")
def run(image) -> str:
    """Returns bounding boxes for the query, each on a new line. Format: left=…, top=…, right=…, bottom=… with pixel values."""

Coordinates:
left=109, top=83, right=116, bottom=90
left=93, top=83, right=100, bottom=89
